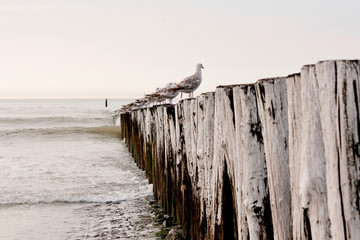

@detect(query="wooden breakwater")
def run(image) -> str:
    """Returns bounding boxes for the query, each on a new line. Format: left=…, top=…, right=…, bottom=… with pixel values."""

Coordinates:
left=119, top=60, right=360, bottom=240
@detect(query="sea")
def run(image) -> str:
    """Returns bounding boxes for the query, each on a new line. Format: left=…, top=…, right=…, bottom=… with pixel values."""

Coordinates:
left=0, top=99, right=160, bottom=240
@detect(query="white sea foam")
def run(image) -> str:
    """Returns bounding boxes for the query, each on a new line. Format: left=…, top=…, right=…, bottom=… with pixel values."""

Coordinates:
left=0, top=125, right=122, bottom=138
left=0, top=184, right=153, bottom=205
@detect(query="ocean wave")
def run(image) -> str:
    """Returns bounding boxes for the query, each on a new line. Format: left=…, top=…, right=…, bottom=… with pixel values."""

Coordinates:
left=0, top=125, right=122, bottom=137
left=0, top=185, right=153, bottom=205
left=0, top=116, right=108, bottom=124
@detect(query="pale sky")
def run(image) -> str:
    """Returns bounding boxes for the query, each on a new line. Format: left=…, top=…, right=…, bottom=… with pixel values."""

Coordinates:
left=1, top=0, right=359, bottom=98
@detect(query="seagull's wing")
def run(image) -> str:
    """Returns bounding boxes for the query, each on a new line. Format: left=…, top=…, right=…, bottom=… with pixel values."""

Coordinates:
left=145, top=93, right=160, bottom=98
left=176, top=74, right=201, bottom=90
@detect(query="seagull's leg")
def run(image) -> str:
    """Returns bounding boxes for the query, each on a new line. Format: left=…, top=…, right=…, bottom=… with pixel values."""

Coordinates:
left=180, top=92, right=183, bottom=98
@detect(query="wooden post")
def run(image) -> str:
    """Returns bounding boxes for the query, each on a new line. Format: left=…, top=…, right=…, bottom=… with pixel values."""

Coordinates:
left=314, top=60, right=360, bottom=240
left=255, top=77, right=291, bottom=240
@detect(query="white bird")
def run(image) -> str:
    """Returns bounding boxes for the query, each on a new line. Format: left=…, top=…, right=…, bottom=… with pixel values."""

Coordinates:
left=157, top=83, right=179, bottom=104
left=160, top=88, right=180, bottom=104
left=146, top=83, right=178, bottom=104
left=157, top=83, right=176, bottom=93
left=175, top=63, right=204, bottom=98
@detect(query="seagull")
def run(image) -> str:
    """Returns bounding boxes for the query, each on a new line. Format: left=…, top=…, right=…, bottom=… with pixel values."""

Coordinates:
left=155, top=95, right=167, bottom=104
left=158, top=83, right=179, bottom=104
left=145, top=83, right=177, bottom=104
left=143, top=93, right=162, bottom=105
left=157, top=83, right=176, bottom=93
left=175, top=63, right=204, bottom=98
left=160, top=88, right=180, bottom=104
left=120, top=102, right=135, bottom=113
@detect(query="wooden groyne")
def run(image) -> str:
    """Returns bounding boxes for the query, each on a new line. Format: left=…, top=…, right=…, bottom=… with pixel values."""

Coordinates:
left=119, top=60, right=360, bottom=240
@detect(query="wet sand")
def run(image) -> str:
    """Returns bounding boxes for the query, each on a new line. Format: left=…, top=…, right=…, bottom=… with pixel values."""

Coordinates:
left=69, top=197, right=162, bottom=240
left=0, top=197, right=162, bottom=240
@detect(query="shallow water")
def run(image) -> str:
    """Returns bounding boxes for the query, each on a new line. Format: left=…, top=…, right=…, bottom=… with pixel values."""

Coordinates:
left=0, top=99, right=160, bottom=239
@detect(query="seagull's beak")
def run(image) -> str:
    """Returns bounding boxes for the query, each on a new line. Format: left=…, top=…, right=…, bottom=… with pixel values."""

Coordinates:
left=202, top=65, right=204, bottom=69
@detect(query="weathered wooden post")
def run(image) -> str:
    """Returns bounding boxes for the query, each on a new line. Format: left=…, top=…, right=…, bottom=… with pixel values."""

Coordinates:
left=314, top=60, right=360, bottom=240
left=233, top=84, right=273, bottom=239
left=196, top=92, right=216, bottom=239
left=212, top=85, right=239, bottom=240
left=255, top=77, right=290, bottom=240
left=163, top=105, right=177, bottom=215
left=287, top=68, right=330, bottom=239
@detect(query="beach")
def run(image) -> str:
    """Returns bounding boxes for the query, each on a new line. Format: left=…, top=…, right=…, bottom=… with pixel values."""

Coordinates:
left=0, top=99, right=161, bottom=239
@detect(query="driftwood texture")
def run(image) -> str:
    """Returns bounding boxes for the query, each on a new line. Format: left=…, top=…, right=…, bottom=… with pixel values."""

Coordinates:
left=120, top=60, right=359, bottom=240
